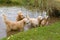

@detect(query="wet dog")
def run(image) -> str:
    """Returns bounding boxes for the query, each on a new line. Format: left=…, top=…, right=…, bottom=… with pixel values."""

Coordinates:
left=26, top=15, right=43, bottom=28
left=37, top=16, right=44, bottom=26
left=2, top=14, right=29, bottom=32
left=40, top=16, right=49, bottom=26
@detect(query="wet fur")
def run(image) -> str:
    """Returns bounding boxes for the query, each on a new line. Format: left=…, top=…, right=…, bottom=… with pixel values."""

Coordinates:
left=27, top=15, right=43, bottom=27
left=41, top=16, right=49, bottom=26
left=2, top=14, right=29, bottom=32
left=16, top=11, right=25, bottom=21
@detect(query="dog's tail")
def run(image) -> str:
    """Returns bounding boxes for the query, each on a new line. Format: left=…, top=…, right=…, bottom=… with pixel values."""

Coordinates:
left=26, top=14, right=30, bottom=20
left=2, top=14, right=7, bottom=21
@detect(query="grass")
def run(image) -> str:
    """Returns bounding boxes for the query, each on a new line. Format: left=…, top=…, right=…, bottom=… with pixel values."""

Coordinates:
left=1, top=21, right=60, bottom=40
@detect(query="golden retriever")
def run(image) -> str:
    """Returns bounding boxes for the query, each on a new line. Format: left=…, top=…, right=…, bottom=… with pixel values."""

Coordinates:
left=16, top=11, right=25, bottom=21
left=40, top=16, right=49, bottom=26
left=2, top=14, right=29, bottom=32
left=37, top=16, right=44, bottom=26
left=26, top=14, right=49, bottom=27
left=26, top=15, right=43, bottom=27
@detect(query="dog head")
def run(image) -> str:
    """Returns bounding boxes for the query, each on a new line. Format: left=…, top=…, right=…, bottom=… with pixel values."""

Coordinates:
left=41, top=16, right=49, bottom=26
left=16, top=11, right=25, bottom=21
left=18, top=12, right=25, bottom=18
left=37, top=16, right=44, bottom=22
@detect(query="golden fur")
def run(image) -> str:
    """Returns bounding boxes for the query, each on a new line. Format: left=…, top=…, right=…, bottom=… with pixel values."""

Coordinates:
left=37, top=16, right=44, bottom=26
left=2, top=14, right=29, bottom=32
left=26, top=15, right=43, bottom=27
left=16, top=11, right=25, bottom=21
left=41, top=16, right=49, bottom=26
left=29, top=18, right=39, bottom=28
left=27, top=15, right=48, bottom=27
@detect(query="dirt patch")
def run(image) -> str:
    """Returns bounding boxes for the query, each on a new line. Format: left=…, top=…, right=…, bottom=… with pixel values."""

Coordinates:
left=49, top=17, right=60, bottom=25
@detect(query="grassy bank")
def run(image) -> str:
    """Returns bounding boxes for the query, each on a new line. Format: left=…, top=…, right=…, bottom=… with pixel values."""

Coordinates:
left=2, top=21, right=60, bottom=40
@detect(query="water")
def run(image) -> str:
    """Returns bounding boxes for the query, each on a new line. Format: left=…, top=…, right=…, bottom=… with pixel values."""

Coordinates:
left=0, top=7, right=47, bottom=38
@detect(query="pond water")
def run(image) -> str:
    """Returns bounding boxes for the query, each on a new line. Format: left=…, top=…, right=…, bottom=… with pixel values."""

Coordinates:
left=0, top=7, right=47, bottom=38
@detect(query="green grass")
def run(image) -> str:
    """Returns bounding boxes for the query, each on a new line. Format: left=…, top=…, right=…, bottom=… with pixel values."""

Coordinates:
left=2, top=21, right=60, bottom=40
